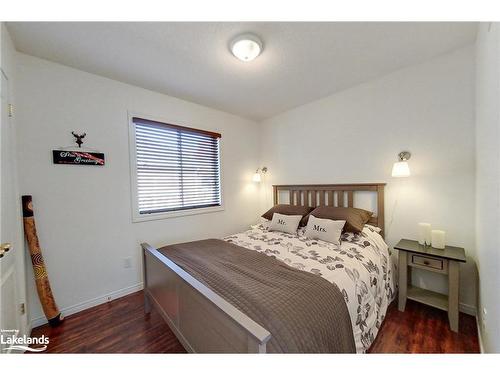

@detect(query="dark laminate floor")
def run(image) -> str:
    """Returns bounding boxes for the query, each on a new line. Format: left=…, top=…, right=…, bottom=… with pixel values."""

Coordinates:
left=368, top=299, right=479, bottom=353
left=29, top=291, right=479, bottom=353
left=29, top=291, right=185, bottom=353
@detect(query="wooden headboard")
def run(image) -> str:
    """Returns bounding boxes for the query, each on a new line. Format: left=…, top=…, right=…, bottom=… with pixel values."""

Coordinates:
left=273, top=183, right=386, bottom=237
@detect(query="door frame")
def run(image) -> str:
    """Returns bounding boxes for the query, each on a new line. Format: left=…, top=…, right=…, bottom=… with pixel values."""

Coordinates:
left=0, top=65, right=29, bottom=353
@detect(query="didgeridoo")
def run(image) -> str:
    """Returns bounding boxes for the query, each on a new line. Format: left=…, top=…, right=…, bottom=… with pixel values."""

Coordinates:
left=22, top=195, right=63, bottom=327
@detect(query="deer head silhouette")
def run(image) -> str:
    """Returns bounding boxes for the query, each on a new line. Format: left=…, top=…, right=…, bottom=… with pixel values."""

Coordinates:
left=71, top=132, right=86, bottom=148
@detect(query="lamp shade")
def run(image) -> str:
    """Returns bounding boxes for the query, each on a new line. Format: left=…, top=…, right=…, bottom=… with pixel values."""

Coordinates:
left=252, top=172, right=262, bottom=182
left=392, top=161, right=410, bottom=177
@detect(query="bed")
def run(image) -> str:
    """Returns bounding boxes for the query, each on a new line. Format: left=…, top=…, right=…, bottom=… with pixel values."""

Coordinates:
left=141, top=183, right=394, bottom=353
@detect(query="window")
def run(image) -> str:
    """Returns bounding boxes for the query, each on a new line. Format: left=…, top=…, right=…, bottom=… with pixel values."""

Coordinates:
left=130, top=117, right=222, bottom=220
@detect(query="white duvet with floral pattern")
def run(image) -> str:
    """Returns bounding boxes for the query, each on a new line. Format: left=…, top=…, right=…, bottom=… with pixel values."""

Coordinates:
left=224, top=224, right=395, bottom=353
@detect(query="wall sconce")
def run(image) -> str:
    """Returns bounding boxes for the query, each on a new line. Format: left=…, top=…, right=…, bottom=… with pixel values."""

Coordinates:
left=252, top=167, right=268, bottom=182
left=392, top=151, right=411, bottom=177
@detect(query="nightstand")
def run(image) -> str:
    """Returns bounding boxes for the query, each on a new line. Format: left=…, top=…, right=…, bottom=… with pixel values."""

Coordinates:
left=394, top=239, right=466, bottom=332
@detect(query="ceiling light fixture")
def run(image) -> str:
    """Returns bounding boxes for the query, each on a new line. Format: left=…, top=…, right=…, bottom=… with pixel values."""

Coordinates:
left=230, top=33, right=263, bottom=62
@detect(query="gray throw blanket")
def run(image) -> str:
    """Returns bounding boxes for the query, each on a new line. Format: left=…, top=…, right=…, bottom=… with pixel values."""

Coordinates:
left=159, top=238, right=355, bottom=353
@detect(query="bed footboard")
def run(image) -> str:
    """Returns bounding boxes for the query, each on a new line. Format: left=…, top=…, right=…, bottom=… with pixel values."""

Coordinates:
left=141, top=243, right=271, bottom=353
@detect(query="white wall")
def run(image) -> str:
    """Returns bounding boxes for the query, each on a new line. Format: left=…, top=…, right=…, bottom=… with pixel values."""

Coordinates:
left=259, top=46, right=477, bottom=312
left=475, top=23, right=500, bottom=353
left=15, top=53, right=261, bottom=325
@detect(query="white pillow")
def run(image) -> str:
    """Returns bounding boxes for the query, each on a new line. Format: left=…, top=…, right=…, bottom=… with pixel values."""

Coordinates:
left=268, top=213, right=302, bottom=234
left=364, top=224, right=381, bottom=233
left=304, top=215, right=346, bottom=245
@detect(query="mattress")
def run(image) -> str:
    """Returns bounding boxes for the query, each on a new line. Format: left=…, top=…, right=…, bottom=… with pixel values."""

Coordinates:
left=224, top=224, right=395, bottom=353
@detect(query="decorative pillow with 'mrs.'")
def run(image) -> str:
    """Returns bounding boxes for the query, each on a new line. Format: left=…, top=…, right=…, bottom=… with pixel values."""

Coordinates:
left=268, top=213, right=303, bottom=234
left=304, top=215, right=346, bottom=245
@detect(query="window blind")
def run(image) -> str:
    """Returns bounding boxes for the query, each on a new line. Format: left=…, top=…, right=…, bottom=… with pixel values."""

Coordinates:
left=132, top=117, right=222, bottom=215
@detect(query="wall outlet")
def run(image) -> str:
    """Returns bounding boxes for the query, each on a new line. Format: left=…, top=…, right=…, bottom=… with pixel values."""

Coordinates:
left=123, top=257, right=132, bottom=269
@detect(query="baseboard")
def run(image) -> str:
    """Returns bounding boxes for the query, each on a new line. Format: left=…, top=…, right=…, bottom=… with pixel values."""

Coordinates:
left=30, top=282, right=144, bottom=329
left=459, top=302, right=477, bottom=316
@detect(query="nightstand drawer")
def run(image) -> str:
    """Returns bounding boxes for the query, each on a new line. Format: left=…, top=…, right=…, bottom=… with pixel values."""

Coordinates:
left=409, top=254, right=445, bottom=271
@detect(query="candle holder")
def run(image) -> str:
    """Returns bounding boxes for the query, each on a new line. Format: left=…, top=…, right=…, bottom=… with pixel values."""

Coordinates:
left=431, top=230, right=446, bottom=249
left=418, top=223, right=432, bottom=247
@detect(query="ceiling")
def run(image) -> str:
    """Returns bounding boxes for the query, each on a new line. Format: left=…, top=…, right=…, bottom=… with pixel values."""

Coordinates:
left=7, top=22, right=477, bottom=121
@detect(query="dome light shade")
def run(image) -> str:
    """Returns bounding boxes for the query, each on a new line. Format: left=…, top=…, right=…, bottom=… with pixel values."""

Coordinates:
left=230, top=34, right=263, bottom=62
left=392, top=161, right=410, bottom=177
left=252, top=172, right=262, bottom=182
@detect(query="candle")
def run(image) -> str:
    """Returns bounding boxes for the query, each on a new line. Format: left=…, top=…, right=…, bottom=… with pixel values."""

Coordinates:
left=431, top=230, right=446, bottom=249
left=418, top=223, right=432, bottom=246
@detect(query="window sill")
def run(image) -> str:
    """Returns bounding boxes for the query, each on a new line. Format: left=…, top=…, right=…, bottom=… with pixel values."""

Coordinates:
left=132, top=205, right=225, bottom=223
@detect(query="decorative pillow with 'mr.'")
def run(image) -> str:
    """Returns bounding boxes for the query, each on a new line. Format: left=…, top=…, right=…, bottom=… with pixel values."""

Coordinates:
left=261, top=204, right=315, bottom=227
left=304, top=215, right=346, bottom=245
left=268, top=213, right=303, bottom=234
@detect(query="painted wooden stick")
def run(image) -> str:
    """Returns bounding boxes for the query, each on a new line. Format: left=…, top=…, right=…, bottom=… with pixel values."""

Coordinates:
left=22, top=195, right=63, bottom=327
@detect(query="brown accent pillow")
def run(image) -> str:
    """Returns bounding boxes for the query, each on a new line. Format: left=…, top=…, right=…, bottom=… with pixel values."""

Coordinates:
left=305, top=206, right=373, bottom=233
left=261, top=204, right=315, bottom=227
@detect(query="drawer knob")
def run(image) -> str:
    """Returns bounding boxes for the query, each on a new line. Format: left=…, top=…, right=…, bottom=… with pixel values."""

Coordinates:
left=424, top=261, right=430, bottom=265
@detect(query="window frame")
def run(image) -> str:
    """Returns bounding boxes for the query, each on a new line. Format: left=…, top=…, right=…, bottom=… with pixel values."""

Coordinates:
left=128, top=112, right=224, bottom=223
